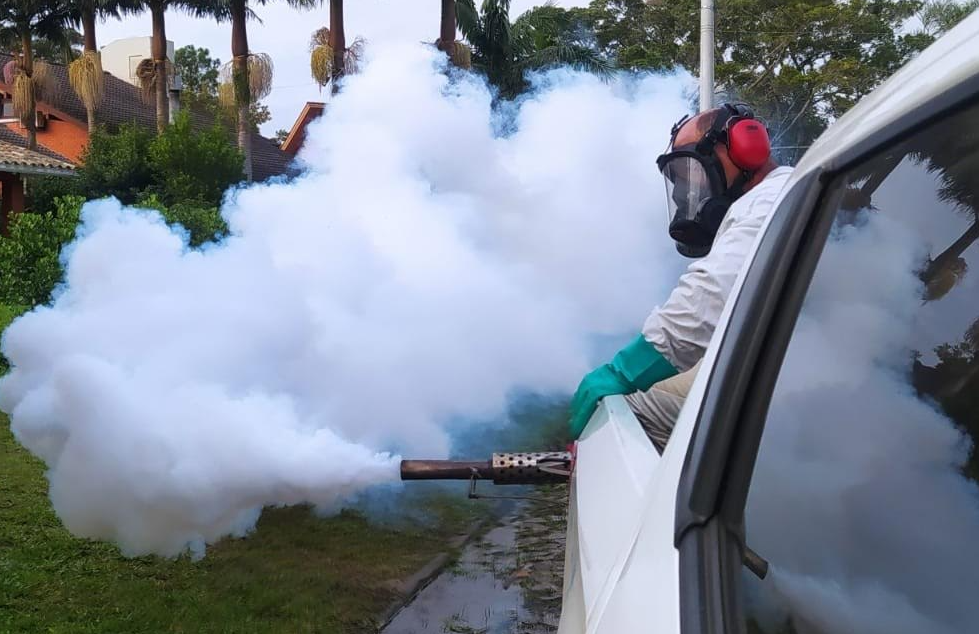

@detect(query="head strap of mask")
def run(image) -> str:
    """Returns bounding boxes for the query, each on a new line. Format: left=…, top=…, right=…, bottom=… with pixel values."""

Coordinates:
left=657, top=103, right=770, bottom=257
left=701, top=103, right=753, bottom=194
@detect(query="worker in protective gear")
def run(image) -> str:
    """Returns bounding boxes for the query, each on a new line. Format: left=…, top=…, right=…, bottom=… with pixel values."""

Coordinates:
left=569, top=103, right=794, bottom=452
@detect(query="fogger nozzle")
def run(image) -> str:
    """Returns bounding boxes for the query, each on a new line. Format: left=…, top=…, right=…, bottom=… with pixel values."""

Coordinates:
left=400, top=451, right=573, bottom=485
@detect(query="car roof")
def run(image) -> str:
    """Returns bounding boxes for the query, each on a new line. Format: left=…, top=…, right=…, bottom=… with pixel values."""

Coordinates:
left=792, top=10, right=979, bottom=180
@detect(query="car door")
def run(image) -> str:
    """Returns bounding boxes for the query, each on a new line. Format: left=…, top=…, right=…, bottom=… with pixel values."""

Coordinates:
left=674, top=17, right=979, bottom=634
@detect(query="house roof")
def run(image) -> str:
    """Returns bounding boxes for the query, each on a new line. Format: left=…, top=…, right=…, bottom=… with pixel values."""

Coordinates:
left=0, top=126, right=74, bottom=164
left=0, top=139, right=75, bottom=176
left=281, top=101, right=326, bottom=156
left=0, top=54, right=294, bottom=182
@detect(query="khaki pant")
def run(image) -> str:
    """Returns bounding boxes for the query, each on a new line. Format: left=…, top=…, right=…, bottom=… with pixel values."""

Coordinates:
left=625, top=360, right=701, bottom=453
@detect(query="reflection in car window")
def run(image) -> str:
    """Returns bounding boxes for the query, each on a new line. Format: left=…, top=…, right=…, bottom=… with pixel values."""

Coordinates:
left=741, top=102, right=979, bottom=634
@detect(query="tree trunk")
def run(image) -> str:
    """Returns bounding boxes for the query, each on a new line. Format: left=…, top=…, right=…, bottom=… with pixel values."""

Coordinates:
left=151, top=3, right=169, bottom=134
left=82, top=7, right=98, bottom=134
left=921, top=220, right=979, bottom=290
left=82, top=8, right=97, bottom=52
left=329, top=0, right=345, bottom=93
left=231, top=0, right=252, bottom=181
left=439, top=0, right=457, bottom=62
left=85, top=103, right=97, bottom=135
left=22, top=31, right=36, bottom=151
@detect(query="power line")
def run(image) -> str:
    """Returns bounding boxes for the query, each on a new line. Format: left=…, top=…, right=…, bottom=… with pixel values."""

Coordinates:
left=269, top=81, right=318, bottom=90
left=716, top=30, right=902, bottom=35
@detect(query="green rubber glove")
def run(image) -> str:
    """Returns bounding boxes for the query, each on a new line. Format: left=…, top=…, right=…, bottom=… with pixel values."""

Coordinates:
left=569, top=335, right=678, bottom=439
left=569, top=364, right=632, bottom=439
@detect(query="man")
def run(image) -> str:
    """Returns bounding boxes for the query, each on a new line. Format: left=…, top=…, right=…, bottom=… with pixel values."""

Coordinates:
left=569, top=103, right=794, bottom=451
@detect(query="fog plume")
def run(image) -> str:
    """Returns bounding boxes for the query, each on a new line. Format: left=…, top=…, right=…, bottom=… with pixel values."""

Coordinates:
left=0, top=43, right=689, bottom=557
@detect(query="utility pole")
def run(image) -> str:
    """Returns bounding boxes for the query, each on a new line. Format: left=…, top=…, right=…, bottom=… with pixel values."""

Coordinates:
left=699, top=0, right=715, bottom=112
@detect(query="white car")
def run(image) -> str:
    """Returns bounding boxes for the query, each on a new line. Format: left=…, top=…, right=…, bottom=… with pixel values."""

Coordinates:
left=561, top=12, right=979, bottom=634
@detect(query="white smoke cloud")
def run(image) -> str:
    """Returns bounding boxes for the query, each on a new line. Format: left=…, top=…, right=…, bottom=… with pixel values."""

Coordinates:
left=0, top=42, right=690, bottom=557
left=745, top=205, right=979, bottom=633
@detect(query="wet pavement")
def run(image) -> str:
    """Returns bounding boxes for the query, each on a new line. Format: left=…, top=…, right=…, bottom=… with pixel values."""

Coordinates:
left=382, top=485, right=568, bottom=634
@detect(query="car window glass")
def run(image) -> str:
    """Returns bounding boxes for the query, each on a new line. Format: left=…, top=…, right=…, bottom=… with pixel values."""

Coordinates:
left=740, top=101, right=979, bottom=634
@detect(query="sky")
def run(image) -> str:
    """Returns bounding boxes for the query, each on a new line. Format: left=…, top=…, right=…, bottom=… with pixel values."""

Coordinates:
left=99, top=1, right=586, bottom=136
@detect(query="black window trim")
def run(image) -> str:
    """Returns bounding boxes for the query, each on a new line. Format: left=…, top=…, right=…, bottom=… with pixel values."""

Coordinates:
left=675, top=70, right=979, bottom=634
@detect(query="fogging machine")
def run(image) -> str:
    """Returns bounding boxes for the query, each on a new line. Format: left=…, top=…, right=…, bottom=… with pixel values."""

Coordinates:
left=400, top=451, right=573, bottom=487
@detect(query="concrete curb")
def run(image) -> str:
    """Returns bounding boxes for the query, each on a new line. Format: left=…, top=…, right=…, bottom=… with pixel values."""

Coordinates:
left=375, top=518, right=489, bottom=631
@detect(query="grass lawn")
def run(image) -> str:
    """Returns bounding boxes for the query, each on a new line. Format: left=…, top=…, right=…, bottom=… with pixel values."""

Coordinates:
left=0, top=415, right=489, bottom=634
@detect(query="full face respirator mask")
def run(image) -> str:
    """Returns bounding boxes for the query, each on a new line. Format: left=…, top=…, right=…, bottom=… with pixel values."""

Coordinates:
left=656, top=103, right=772, bottom=258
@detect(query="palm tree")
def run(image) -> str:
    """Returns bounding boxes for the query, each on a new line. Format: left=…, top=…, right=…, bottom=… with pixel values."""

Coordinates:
left=146, top=1, right=173, bottom=134
left=455, top=0, right=613, bottom=99
left=921, top=221, right=979, bottom=301
left=309, top=1, right=363, bottom=93
left=0, top=1, right=73, bottom=150
left=912, top=105, right=979, bottom=301
left=435, top=0, right=471, bottom=68
left=439, top=0, right=455, bottom=57
left=35, top=26, right=82, bottom=64
left=329, top=0, right=344, bottom=87
left=67, top=1, right=141, bottom=134
left=121, top=1, right=193, bottom=134
left=191, top=1, right=317, bottom=181
left=0, top=22, right=81, bottom=65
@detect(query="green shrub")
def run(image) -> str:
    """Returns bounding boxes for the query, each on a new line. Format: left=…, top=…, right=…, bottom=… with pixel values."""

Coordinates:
left=162, top=203, right=228, bottom=247
left=138, top=194, right=228, bottom=247
left=2, top=114, right=242, bottom=316
left=0, top=304, right=23, bottom=329
left=27, top=175, right=81, bottom=213
left=147, top=112, right=244, bottom=208
left=77, top=124, right=156, bottom=205
left=1, top=191, right=226, bottom=315
left=0, top=196, right=84, bottom=308
left=0, top=302, right=27, bottom=375
left=55, top=113, right=244, bottom=210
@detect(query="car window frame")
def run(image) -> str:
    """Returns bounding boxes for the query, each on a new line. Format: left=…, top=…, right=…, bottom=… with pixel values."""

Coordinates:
left=674, top=74, right=979, bottom=634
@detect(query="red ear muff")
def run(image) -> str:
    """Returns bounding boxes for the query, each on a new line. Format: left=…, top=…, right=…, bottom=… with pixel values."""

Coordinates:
left=727, top=118, right=770, bottom=171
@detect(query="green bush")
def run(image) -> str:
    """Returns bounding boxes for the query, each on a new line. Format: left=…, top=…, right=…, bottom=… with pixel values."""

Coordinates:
left=32, top=112, right=245, bottom=211
left=162, top=202, right=229, bottom=247
left=0, top=192, right=228, bottom=319
left=138, top=194, right=228, bottom=247
left=26, top=131, right=149, bottom=211
left=146, top=112, right=244, bottom=208
left=77, top=124, right=156, bottom=205
left=0, top=302, right=27, bottom=375
left=27, top=175, right=81, bottom=213
left=4, top=115, right=242, bottom=315
left=0, top=196, right=84, bottom=308
left=0, top=304, right=23, bottom=330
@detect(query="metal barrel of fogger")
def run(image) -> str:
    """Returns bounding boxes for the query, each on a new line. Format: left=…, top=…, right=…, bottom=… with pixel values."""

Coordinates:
left=400, top=451, right=572, bottom=485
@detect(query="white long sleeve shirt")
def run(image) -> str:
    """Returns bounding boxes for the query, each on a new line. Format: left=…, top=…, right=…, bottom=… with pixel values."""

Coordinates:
left=643, top=166, right=794, bottom=371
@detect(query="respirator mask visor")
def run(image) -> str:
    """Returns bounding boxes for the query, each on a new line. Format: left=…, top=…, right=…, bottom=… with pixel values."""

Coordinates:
left=657, top=146, right=729, bottom=257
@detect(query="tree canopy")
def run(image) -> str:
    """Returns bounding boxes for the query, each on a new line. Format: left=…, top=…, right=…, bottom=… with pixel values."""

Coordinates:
left=174, top=44, right=272, bottom=131
left=446, top=0, right=979, bottom=160
left=456, top=0, right=613, bottom=99
left=919, top=0, right=979, bottom=36
left=175, top=44, right=221, bottom=102
left=575, top=0, right=943, bottom=162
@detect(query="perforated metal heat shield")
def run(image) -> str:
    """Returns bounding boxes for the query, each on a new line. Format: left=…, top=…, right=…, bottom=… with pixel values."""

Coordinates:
left=490, top=451, right=573, bottom=484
